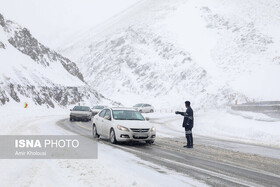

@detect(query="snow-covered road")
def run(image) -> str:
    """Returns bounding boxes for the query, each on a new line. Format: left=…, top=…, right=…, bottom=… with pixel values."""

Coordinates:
left=57, top=117, right=280, bottom=187
left=0, top=110, right=206, bottom=187
left=1, top=108, right=280, bottom=186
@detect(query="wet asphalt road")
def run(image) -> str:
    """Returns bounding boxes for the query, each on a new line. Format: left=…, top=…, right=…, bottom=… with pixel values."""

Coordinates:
left=57, top=119, right=280, bottom=187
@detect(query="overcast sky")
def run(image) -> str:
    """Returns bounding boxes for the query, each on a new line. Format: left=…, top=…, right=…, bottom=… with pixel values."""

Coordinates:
left=0, top=0, right=140, bottom=48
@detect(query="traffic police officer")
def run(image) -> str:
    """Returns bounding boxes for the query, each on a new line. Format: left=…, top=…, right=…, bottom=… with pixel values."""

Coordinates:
left=175, top=101, right=194, bottom=148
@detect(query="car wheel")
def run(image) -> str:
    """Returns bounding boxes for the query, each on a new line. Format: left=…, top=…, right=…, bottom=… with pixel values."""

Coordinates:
left=88, top=116, right=92, bottom=121
left=110, top=129, right=117, bottom=144
left=92, top=125, right=100, bottom=138
left=139, top=110, right=143, bottom=113
left=70, top=118, right=74, bottom=122
left=150, top=109, right=154, bottom=113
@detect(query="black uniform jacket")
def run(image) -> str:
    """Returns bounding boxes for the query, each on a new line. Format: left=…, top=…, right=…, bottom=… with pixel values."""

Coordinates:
left=178, top=107, right=194, bottom=129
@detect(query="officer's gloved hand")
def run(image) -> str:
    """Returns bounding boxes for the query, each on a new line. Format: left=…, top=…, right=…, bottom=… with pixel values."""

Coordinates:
left=175, top=111, right=180, bottom=114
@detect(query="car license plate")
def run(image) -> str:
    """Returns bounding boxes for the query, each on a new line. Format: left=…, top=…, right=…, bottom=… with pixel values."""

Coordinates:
left=134, top=133, right=147, bottom=138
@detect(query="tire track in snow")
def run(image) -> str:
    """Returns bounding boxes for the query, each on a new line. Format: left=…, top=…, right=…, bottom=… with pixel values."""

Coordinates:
left=57, top=118, right=280, bottom=187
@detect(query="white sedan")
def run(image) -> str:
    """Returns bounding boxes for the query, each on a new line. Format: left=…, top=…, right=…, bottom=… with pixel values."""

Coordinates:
left=91, top=105, right=107, bottom=116
left=92, top=107, right=156, bottom=144
left=133, top=103, right=154, bottom=113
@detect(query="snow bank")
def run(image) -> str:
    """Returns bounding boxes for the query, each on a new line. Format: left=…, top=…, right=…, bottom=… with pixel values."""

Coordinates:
left=0, top=144, right=207, bottom=187
left=145, top=110, right=280, bottom=148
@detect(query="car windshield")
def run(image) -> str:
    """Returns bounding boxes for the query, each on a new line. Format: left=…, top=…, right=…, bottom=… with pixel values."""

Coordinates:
left=133, top=104, right=143, bottom=107
left=112, top=110, right=145, bottom=121
left=73, top=106, right=90, bottom=111
left=93, top=106, right=105, bottom=109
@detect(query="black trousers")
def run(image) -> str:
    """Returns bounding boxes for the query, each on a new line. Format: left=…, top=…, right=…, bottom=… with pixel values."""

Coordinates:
left=185, top=128, right=193, bottom=146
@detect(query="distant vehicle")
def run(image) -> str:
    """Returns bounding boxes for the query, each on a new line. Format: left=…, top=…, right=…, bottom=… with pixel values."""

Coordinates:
left=133, top=103, right=154, bottom=113
left=92, top=105, right=107, bottom=116
left=70, top=106, right=92, bottom=122
left=92, top=107, right=156, bottom=144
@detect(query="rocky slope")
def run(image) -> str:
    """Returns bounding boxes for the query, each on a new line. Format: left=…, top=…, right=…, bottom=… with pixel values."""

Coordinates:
left=0, top=13, right=115, bottom=108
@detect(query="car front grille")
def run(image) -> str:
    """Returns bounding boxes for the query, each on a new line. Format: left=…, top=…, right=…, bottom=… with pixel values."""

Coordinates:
left=130, top=128, right=150, bottom=133
left=73, top=114, right=88, bottom=117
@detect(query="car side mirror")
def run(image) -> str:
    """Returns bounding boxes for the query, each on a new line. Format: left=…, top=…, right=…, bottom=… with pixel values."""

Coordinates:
left=104, top=115, right=111, bottom=120
left=145, top=117, right=150, bottom=121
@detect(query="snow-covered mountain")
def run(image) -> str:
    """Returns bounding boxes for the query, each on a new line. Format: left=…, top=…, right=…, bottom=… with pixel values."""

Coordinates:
left=61, top=0, right=280, bottom=109
left=0, top=13, right=115, bottom=108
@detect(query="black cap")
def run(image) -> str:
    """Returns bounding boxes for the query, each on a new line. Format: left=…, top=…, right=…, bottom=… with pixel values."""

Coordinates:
left=185, top=101, right=191, bottom=107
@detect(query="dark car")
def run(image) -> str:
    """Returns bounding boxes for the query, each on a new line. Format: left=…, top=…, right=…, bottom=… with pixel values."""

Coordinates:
left=70, top=106, right=92, bottom=122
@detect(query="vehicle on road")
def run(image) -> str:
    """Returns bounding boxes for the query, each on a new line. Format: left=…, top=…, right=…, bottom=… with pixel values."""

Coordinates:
left=133, top=103, right=154, bottom=113
left=70, top=106, right=92, bottom=122
left=92, top=105, right=107, bottom=116
left=92, top=107, right=156, bottom=144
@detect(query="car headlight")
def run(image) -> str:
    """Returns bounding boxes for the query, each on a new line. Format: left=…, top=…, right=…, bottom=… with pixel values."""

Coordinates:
left=117, top=125, right=129, bottom=131
left=151, top=127, right=156, bottom=132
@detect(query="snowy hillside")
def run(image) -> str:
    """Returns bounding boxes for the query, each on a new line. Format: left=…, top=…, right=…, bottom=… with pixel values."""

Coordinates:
left=0, top=13, right=114, bottom=108
left=61, top=0, right=280, bottom=109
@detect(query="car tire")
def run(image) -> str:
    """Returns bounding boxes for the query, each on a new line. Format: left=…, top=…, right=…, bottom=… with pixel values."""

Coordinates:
left=110, top=129, right=117, bottom=144
left=88, top=117, right=92, bottom=122
left=92, top=124, right=100, bottom=138
left=139, top=110, right=143, bottom=113
left=150, top=109, right=154, bottom=113
left=70, top=118, right=74, bottom=122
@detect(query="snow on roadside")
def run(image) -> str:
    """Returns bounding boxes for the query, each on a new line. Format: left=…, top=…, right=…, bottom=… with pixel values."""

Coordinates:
left=144, top=110, right=280, bottom=148
left=0, top=102, right=70, bottom=135
left=196, top=110, right=280, bottom=148
left=228, top=109, right=279, bottom=122
left=0, top=145, right=207, bottom=187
